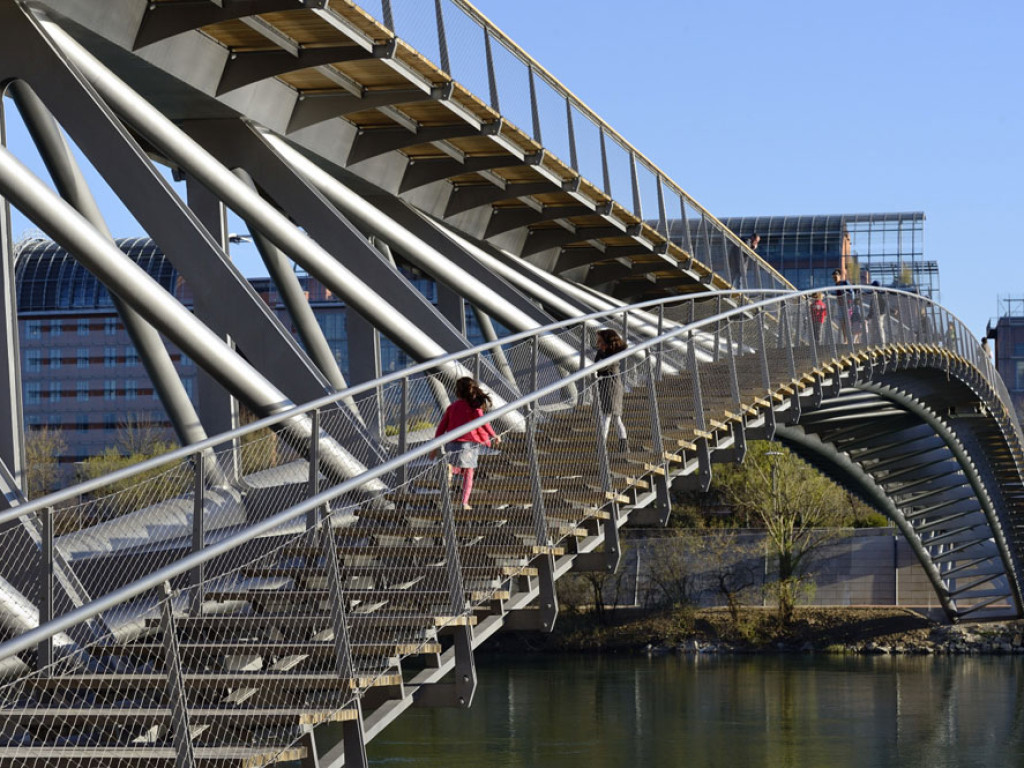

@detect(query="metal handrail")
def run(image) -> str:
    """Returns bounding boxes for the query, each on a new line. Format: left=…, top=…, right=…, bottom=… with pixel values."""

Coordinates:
left=0, top=286, right=1014, bottom=662
left=3, top=286, right=1009, bottom=527
left=444, top=0, right=788, bottom=285
left=359, top=0, right=787, bottom=291
left=0, top=288, right=771, bottom=524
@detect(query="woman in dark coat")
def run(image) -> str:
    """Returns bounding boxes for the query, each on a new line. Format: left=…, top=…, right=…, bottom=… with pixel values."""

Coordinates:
left=594, top=328, right=628, bottom=452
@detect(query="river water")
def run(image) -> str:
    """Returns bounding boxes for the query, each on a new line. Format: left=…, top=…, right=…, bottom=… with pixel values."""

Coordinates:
left=367, top=654, right=1024, bottom=767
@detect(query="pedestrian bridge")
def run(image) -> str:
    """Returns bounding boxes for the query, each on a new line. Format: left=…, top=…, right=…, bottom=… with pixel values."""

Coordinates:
left=0, top=1, right=1023, bottom=766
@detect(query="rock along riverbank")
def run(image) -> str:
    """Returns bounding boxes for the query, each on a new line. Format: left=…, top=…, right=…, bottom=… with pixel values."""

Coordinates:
left=482, top=606, right=1024, bottom=657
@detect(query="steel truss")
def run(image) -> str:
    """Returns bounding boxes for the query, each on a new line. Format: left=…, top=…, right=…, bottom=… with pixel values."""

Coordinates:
left=0, top=2, right=1022, bottom=766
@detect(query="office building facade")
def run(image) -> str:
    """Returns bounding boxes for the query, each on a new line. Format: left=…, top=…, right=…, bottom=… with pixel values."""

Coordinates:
left=15, top=237, right=477, bottom=468
left=718, top=212, right=937, bottom=300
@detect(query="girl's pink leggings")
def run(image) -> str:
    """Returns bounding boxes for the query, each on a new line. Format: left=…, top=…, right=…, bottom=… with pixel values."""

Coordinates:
left=451, top=467, right=475, bottom=506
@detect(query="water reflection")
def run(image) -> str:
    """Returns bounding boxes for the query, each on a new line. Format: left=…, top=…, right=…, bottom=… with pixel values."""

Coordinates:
left=368, top=655, right=1024, bottom=767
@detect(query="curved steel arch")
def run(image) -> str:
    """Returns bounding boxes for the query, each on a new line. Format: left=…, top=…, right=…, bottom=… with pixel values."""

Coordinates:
left=1, top=1, right=1024, bottom=764
left=761, top=357, right=1024, bottom=622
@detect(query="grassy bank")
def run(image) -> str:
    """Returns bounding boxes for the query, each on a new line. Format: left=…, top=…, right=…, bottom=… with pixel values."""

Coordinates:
left=484, top=606, right=941, bottom=654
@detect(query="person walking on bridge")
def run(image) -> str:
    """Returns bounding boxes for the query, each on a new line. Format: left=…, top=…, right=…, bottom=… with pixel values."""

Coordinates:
left=595, top=329, right=629, bottom=453
left=831, top=256, right=853, bottom=343
left=430, top=377, right=501, bottom=510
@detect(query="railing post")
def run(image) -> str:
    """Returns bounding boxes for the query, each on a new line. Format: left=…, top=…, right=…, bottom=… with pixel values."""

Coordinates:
left=726, top=320, right=742, bottom=412
left=530, top=335, right=540, bottom=394
left=579, top=320, right=588, bottom=375
left=307, top=407, right=321, bottom=534
left=436, top=461, right=466, bottom=616
left=644, top=349, right=672, bottom=525
left=528, top=66, right=542, bottom=144
left=565, top=97, right=578, bottom=172
left=756, top=310, right=777, bottom=440
left=398, top=377, right=409, bottom=486
left=723, top=321, right=748, bottom=465
left=757, top=310, right=772, bottom=395
left=483, top=26, right=500, bottom=112
left=189, top=454, right=205, bottom=616
left=781, top=303, right=800, bottom=425
left=677, top=195, right=694, bottom=257
left=523, top=394, right=557, bottom=631
left=38, top=506, right=54, bottom=671
left=599, top=129, right=611, bottom=197
left=589, top=394, right=621, bottom=572
left=713, top=294, right=722, bottom=362
left=656, top=304, right=665, bottom=381
left=689, top=331, right=713, bottom=492
left=433, top=0, right=450, bottom=74
left=808, top=300, right=820, bottom=370
left=782, top=302, right=796, bottom=378
left=321, top=523, right=356, bottom=683
left=655, top=178, right=668, bottom=239
left=621, top=309, right=629, bottom=343
left=160, top=582, right=196, bottom=768
left=434, top=459, right=477, bottom=707
left=629, top=152, right=642, bottom=219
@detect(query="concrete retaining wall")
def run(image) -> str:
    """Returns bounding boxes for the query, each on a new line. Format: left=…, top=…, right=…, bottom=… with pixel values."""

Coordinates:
left=609, top=528, right=942, bottom=610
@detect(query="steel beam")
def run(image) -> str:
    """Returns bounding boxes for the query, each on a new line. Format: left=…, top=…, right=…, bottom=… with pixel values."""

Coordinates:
left=288, top=86, right=445, bottom=132
left=134, top=0, right=323, bottom=49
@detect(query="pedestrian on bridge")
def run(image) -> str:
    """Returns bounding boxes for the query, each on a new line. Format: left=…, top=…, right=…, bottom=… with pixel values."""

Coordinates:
left=431, top=377, right=501, bottom=510
left=810, top=292, right=827, bottom=343
left=831, top=256, right=854, bottom=343
left=595, top=329, right=629, bottom=453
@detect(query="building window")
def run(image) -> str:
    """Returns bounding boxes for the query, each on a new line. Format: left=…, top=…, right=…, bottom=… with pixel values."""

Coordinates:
left=26, top=415, right=42, bottom=429
left=104, top=317, right=118, bottom=336
left=25, top=383, right=41, bottom=405
left=104, top=380, right=117, bottom=400
left=1016, top=361, right=1024, bottom=391
left=125, top=379, right=137, bottom=401
left=104, top=414, right=117, bottom=430
left=77, top=319, right=89, bottom=336
left=50, top=381, right=61, bottom=403
left=77, top=381, right=89, bottom=402
left=125, top=345, right=138, bottom=366
left=104, top=347, right=117, bottom=368
left=77, top=414, right=89, bottom=432
left=49, top=349, right=61, bottom=369
left=181, top=352, right=193, bottom=367
left=25, top=349, right=42, bottom=373
left=25, top=320, right=42, bottom=339
left=48, top=414, right=61, bottom=428
left=182, top=377, right=196, bottom=400
left=77, top=348, right=89, bottom=368
left=50, top=320, right=62, bottom=337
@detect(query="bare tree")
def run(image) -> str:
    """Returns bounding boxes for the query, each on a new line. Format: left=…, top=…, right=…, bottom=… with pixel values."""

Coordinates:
left=23, top=427, right=67, bottom=499
left=701, top=530, right=760, bottom=623
left=116, top=414, right=173, bottom=456
left=713, top=441, right=852, bottom=625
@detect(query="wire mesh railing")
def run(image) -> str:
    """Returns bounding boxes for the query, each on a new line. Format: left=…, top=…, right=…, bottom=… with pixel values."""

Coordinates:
left=359, top=0, right=788, bottom=292
left=0, top=287, right=1020, bottom=766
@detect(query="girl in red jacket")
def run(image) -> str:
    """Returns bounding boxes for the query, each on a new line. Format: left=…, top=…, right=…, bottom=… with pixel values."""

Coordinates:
left=430, top=377, right=501, bottom=509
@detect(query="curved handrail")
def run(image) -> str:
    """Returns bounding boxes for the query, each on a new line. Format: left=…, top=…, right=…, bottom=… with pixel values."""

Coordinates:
left=1, top=286, right=1019, bottom=662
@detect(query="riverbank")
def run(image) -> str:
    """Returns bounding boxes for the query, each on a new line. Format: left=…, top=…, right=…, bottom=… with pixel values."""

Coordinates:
left=484, top=606, right=1024, bottom=656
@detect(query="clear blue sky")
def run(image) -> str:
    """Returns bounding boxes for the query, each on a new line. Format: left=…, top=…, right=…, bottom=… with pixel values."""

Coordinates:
left=472, top=0, right=1024, bottom=338
left=6, top=0, right=1021, bottom=340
